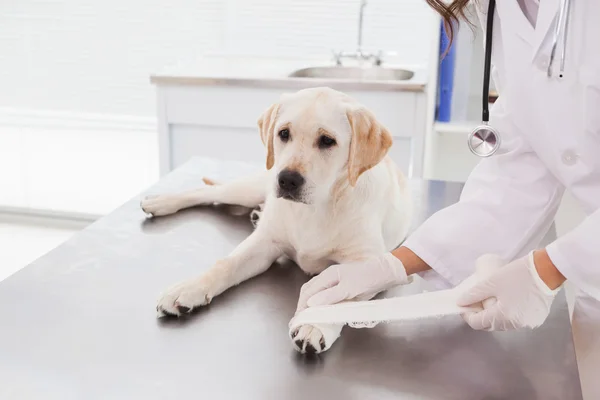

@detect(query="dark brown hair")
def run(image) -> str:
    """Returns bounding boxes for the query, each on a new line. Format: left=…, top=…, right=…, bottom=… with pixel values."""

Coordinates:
left=424, top=0, right=471, bottom=46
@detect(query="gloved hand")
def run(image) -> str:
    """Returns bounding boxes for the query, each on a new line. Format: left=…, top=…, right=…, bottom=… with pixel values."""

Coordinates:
left=457, top=252, right=561, bottom=331
left=296, top=253, right=410, bottom=312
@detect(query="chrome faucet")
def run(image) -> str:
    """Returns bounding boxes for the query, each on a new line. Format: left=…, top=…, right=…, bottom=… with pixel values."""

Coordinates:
left=333, top=0, right=396, bottom=66
left=357, top=0, right=367, bottom=54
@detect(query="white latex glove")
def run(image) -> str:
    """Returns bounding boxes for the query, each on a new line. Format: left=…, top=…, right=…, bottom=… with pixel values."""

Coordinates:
left=457, top=252, right=561, bottom=331
left=296, top=253, right=410, bottom=312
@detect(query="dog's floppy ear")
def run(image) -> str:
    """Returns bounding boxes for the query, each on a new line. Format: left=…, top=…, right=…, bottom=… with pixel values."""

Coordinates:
left=257, top=103, right=280, bottom=170
left=346, top=107, right=393, bottom=186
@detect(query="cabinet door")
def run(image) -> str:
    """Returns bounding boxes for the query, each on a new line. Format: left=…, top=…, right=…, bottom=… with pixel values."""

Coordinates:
left=387, top=137, right=413, bottom=176
left=344, top=90, right=417, bottom=138
left=170, top=124, right=265, bottom=169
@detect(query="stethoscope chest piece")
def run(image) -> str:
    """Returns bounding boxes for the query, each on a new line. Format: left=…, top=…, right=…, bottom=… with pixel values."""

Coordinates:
left=469, top=0, right=501, bottom=158
left=468, top=124, right=501, bottom=157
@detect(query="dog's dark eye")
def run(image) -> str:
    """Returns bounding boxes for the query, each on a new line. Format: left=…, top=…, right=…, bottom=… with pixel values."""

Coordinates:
left=318, top=135, right=336, bottom=149
left=278, top=129, right=290, bottom=142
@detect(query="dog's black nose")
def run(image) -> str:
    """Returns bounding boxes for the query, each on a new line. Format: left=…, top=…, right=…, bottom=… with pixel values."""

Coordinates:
left=278, top=169, right=305, bottom=193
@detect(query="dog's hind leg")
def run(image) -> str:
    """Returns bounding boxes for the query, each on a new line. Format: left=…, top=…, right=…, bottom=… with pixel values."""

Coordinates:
left=141, top=170, right=269, bottom=217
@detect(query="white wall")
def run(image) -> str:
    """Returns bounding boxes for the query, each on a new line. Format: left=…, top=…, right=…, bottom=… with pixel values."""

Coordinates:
left=0, top=0, right=438, bottom=215
left=0, top=0, right=437, bottom=117
left=0, top=109, right=158, bottom=215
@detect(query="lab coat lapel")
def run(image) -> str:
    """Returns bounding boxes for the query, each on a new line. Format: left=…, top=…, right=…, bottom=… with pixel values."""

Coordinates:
left=531, top=0, right=561, bottom=61
left=498, top=0, right=534, bottom=45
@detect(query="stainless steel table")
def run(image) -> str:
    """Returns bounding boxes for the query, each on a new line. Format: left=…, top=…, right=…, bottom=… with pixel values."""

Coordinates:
left=0, top=157, right=582, bottom=399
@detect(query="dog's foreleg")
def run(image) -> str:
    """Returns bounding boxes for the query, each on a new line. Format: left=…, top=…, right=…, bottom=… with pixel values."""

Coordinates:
left=292, top=248, right=385, bottom=355
left=156, top=227, right=281, bottom=317
left=141, top=170, right=269, bottom=217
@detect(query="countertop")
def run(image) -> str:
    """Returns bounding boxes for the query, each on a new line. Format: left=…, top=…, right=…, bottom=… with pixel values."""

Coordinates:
left=0, top=157, right=582, bottom=399
left=150, top=56, right=428, bottom=92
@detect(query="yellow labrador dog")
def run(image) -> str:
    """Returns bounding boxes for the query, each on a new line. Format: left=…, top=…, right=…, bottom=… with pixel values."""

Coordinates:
left=141, top=87, right=411, bottom=354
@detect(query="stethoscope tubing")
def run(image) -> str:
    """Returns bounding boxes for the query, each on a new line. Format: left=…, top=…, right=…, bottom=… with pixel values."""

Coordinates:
left=467, top=0, right=500, bottom=158
left=469, top=0, right=572, bottom=157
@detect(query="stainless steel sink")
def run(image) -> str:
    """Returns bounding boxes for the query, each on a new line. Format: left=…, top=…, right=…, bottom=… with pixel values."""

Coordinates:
left=288, top=66, right=414, bottom=81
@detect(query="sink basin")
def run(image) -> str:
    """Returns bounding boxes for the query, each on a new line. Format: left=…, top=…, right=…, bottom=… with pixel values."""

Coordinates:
left=288, top=66, right=414, bottom=81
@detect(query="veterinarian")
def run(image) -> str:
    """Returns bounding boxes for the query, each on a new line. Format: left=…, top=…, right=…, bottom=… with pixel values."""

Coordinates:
left=299, top=0, right=600, bottom=333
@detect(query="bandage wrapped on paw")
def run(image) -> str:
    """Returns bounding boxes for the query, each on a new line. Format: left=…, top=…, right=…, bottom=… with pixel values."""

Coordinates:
left=289, top=255, right=504, bottom=334
left=289, top=288, right=482, bottom=334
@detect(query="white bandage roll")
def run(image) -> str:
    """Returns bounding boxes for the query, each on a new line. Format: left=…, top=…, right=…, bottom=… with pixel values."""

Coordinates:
left=289, top=288, right=483, bottom=333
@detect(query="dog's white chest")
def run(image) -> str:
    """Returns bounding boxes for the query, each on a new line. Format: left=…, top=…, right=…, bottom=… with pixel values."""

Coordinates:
left=275, top=214, right=338, bottom=275
left=294, top=253, right=332, bottom=275
left=276, top=231, right=334, bottom=275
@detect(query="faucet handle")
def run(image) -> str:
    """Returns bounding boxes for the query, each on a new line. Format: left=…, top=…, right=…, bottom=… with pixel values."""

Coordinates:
left=332, top=49, right=343, bottom=66
left=374, top=50, right=398, bottom=66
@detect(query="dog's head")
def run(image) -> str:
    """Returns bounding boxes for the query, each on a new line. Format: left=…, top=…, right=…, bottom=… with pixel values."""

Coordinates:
left=257, top=87, right=392, bottom=204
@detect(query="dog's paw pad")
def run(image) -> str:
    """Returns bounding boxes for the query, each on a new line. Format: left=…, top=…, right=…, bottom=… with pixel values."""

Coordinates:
left=250, top=209, right=262, bottom=228
left=176, top=304, right=192, bottom=314
left=292, top=325, right=330, bottom=355
left=305, top=343, right=318, bottom=355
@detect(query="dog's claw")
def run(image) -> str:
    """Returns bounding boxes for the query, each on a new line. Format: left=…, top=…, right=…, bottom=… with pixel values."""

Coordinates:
left=157, top=306, right=179, bottom=318
left=177, top=305, right=192, bottom=314
left=140, top=201, right=154, bottom=217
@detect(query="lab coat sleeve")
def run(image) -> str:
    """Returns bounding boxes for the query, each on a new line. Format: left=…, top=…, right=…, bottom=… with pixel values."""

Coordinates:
left=402, top=98, right=564, bottom=289
left=546, top=211, right=600, bottom=300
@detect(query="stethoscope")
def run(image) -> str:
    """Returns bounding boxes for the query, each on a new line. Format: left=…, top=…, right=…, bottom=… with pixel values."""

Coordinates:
left=468, top=0, right=572, bottom=157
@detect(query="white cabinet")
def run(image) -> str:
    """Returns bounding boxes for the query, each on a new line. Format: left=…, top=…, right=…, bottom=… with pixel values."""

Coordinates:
left=155, top=83, right=428, bottom=178
left=170, top=125, right=265, bottom=168
left=0, top=128, right=26, bottom=207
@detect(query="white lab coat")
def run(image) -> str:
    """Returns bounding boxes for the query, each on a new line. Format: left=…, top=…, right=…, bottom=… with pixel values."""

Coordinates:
left=403, top=1, right=600, bottom=395
left=405, top=0, right=600, bottom=298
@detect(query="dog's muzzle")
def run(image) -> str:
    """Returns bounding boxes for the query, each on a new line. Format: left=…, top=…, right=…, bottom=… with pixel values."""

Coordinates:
left=277, top=169, right=305, bottom=202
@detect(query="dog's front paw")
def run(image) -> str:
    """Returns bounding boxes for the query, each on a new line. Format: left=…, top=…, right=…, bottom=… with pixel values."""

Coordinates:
left=156, top=278, right=211, bottom=317
left=249, top=208, right=262, bottom=228
left=141, top=195, right=181, bottom=217
left=290, top=324, right=341, bottom=355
